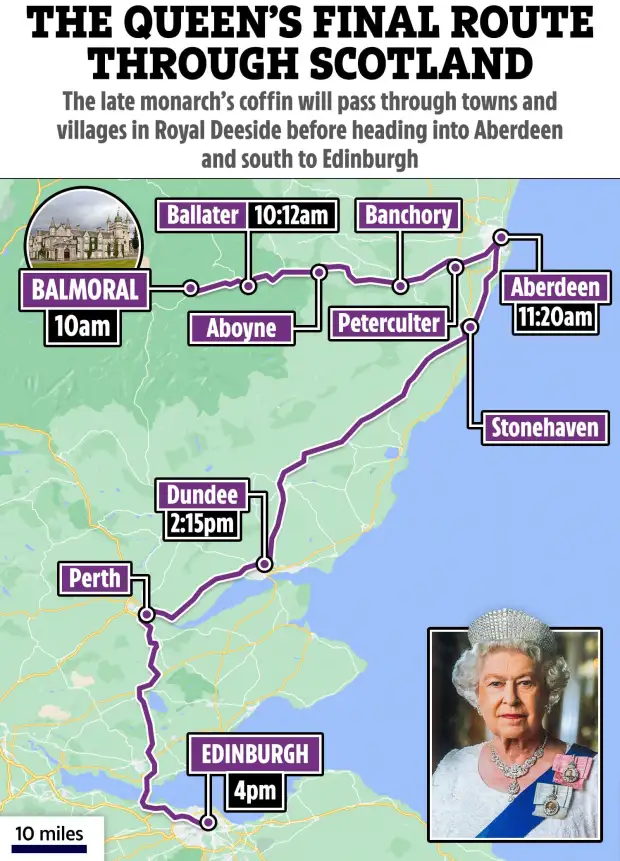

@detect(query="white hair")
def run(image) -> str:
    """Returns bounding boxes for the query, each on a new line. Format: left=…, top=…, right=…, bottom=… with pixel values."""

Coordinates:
left=452, top=639, right=570, bottom=710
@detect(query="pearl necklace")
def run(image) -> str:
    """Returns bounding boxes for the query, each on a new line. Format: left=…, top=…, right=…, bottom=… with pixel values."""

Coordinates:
left=489, top=732, right=548, bottom=801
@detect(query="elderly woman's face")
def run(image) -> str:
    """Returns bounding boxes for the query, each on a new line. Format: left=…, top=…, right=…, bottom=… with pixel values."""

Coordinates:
left=477, top=648, right=547, bottom=739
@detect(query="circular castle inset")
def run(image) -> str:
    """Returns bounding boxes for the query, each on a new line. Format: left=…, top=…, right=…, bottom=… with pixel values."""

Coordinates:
left=25, top=186, right=143, bottom=269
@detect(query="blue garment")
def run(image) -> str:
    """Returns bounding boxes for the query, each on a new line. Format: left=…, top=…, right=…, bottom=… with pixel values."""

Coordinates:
left=476, top=743, right=596, bottom=839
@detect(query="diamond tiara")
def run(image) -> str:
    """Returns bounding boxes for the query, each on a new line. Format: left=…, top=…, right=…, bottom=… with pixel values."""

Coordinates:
left=468, top=608, right=557, bottom=655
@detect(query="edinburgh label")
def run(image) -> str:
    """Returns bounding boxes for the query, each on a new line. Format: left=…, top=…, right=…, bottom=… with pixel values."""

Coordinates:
left=186, top=733, right=324, bottom=775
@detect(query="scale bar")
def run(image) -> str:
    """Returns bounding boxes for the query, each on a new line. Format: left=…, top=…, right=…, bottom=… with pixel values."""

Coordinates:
left=11, top=846, right=87, bottom=854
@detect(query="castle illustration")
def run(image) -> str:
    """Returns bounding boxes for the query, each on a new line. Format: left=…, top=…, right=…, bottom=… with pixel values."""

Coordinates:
left=29, top=208, right=139, bottom=263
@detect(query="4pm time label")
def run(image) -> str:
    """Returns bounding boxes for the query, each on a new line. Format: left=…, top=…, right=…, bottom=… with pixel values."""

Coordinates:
left=0, top=817, right=104, bottom=859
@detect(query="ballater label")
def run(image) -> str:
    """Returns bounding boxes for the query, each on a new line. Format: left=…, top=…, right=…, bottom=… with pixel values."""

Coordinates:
left=19, top=270, right=151, bottom=311
left=156, top=199, right=248, bottom=232
left=186, top=733, right=324, bottom=775
left=188, top=312, right=296, bottom=346
left=355, top=198, right=462, bottom=232
left=57, top=562, right=133, bottom=596
left=154, top=478, right=250, bottom=512
left=481, top=411, right=610, bottom=445
left=500, top=271, right=612, bottom=304
left=328, top=306, right=448, bottom=340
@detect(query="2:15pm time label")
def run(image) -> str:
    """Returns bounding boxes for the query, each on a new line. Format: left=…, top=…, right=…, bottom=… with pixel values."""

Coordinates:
left=0, top=817, right=104, bottom=859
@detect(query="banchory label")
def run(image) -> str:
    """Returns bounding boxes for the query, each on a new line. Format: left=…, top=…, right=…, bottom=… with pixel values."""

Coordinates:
left=500, top=271, right=611, bottom=304
left=482, top=412, right=609, bottom=445
left=187, top=733, right=323, bottom=775
left=329, top=306, right=448, bottom=340
left=355, top=198, right=462, bottom=232
left=189, top=312, right=295, bottom=346
left=156, top=199, right=248, bottom=231
left=57, top=562, right=132, bottom=596
left=155, top=478, right=250, bottom=512
left=20, top=270, right=150, bottom=311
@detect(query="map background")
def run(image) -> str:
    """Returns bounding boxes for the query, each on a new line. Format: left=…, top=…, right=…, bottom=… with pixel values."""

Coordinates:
left=163, top=179, right=617, bottom=856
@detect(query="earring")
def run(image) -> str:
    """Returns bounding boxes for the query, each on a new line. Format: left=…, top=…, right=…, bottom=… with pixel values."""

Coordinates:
left=544, top=703, right=552, bottom=714
left=476, top=705, right=482, bottom=716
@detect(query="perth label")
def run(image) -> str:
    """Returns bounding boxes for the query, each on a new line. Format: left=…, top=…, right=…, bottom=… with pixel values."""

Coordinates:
left=57, top=561, right=133, bottom=596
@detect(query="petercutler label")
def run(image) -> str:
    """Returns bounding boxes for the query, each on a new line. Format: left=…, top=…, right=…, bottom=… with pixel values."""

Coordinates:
left=500, top=271, right=611, bottom=304
left=156, top=199, right=248, bottom=231
left=355, top=198, right=462, bottom=232
left=329, top=306, right=448, bottom=340
left=20, top=270, right=150, bottom=310
left=57, top=562, right=132, bottom=596
left=187, top=733, right=323, bottom=775
left=482, top=411, right=609, bottom=445
left=155, top=478, right=250, bottom=511
left=189, top=312, right=295, bottom=345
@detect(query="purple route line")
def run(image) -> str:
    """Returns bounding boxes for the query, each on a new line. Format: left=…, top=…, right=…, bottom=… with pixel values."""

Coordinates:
left=135, top=242, right=501, bottom=827
left=196, top=249, right=493, bottom=295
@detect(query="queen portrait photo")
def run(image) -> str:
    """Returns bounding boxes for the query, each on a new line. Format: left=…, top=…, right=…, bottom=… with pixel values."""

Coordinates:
left=428, top=609, right=600, bottom=841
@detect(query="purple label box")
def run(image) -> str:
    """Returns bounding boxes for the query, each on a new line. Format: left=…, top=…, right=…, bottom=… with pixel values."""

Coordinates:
left=155, top=478, right=250, bottom=512
left=57, top=562, right=133, bottom=596
left=500, top=271, right=612, bottom=304
left=329, top=306, right=448, bottom=340
left=187, top=733, right=324, bottom=775
left=156, top=200, right=248, bottom=231
left=189, top=312, right=295, bottom=346
left=355, top=198, right=462, bottom=232
left=482, top=412, right=609, bottom=445
left=20, top=270, right=150, bottom=311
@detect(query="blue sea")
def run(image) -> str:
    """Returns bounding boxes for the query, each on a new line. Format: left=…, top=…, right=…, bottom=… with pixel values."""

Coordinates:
left=73, top=180, right=618, bottom=856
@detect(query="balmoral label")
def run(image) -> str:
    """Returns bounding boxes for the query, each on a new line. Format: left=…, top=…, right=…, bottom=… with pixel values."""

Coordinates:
left=329, top=306, right=448, bottom=340
left=500, top=271, right=611, bottom=304
left=20, top=270, right=150, bottom=310
left=355, top=198, right=462, bottom=232
left=482, top=412, right=609, bottom=445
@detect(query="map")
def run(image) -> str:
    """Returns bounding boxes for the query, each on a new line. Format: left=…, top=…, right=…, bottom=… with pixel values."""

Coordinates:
left=0, top=178, right=615, bottom=860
